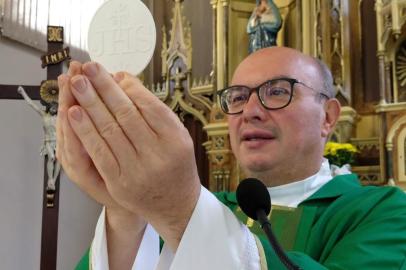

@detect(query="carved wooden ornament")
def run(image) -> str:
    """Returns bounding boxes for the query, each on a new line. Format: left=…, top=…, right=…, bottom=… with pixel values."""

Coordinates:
left=47, top=26, right=64, bottom=43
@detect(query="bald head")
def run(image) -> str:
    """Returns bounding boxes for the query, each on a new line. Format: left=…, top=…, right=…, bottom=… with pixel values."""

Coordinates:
left=232, top=47, right=335, bottom=98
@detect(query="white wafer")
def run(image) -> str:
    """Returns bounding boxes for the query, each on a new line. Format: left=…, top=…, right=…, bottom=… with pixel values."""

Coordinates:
left=87, top=0, right=156, bottom=75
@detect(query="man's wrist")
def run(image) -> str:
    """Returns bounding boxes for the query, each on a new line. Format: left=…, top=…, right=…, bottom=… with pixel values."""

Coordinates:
left=105, top=207, right=148, bottom=270
left=151, top=180, right=201, bottom=252
left=105, top=207, right=146, bottom=234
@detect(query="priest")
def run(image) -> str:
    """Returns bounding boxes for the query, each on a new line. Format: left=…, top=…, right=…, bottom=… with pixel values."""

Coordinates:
left=56, top=46, right=406, bottom=269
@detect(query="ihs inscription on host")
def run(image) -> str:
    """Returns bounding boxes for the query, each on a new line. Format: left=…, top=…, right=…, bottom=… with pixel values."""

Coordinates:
left=88, top=0, right=156, bottom=74
left=88, top=2, right=154, bottom=71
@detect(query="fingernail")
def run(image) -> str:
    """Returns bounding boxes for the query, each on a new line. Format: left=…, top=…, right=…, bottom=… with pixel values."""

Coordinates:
left=69, top=107, right=82, bottom=121
left=114, top=72, right=125, bottom=83
left=71, top=76, right=87, bottom=93
left=83, top=62, right=98, bottom=77
left=58, top=74, right=68, bottom=86
left=58, top=74, right=65, bottom=82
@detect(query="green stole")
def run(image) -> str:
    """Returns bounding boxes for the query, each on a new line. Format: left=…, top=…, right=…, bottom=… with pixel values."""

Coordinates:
left=233, top=203, right=308, bottom=269
left=234, top=205, right=304, bottom=251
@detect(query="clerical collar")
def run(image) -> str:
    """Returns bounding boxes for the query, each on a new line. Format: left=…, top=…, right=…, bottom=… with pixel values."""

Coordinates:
left=267, top=159, right=332, bottom=208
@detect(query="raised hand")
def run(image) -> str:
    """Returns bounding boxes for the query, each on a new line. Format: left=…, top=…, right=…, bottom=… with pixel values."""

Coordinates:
left=57, top=62, right=148, bottom=268
left=66, top=62, right=201, bottom=251
left=57, top=61, right=115, bottom=208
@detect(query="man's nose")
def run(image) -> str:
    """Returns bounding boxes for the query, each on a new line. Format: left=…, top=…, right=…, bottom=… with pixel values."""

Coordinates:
left=242, top=92, right=267, bottom=121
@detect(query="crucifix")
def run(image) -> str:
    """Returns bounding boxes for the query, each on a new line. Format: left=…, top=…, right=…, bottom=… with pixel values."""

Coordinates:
left=0, top=25, right=70, bottom=270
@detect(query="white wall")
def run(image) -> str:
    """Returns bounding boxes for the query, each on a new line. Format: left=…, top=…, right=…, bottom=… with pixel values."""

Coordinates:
left=0, top=36, right=101, bottom=269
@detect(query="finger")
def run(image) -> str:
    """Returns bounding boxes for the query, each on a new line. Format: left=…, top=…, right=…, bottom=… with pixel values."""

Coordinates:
left=56, top=74, right=73, bottom=164
left=67, top=61, right=82, bottom=77
left=85, top=65, right=181, bottom=138
left=79, top=65, right=135, bottom=119
left=58, top=62, right=82, bottom=161
left=60, top=62, right=121, bottom=208
left=67, top=105, right=120, bottom=182
left=70, top=74, right=139, bottom=167
left=58, top=74, right=78, bottom=111
left=60, top=61, right=81, bottom=112
left=82, top=63, right=155, bottom=139
left=82, top=62, right=134, bottom=110
left=63, top=113, right=114, bottom=205
left=113, top=72, right=125, bottom=84
left=59, top=86, right=118, bottom=208
left=63, top=113, right=90, bottom=167
left=56, top=75, right=68, bottom=162
left=76, top=67, right=155, bottom=150
left=118, top=73, right=184, bottom=135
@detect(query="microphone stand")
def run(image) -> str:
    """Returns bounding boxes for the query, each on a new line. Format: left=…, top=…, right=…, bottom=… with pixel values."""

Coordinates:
left=257, top=209, right=302, bottom=270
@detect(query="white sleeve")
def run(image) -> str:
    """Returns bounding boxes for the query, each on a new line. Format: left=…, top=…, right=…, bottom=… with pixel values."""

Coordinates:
left=90, top=207, right=160, bottom=270
left=156, top=186, right=261, bottom=270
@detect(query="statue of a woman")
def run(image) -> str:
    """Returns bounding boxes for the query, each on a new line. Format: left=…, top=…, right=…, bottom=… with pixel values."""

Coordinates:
left=247, top=0, right=283, bottom=53
left=18, top=86, right=61, bottom=200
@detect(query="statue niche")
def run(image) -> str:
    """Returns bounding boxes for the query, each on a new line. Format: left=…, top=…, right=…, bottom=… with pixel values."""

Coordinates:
left=247, top=0, right=282, bottom=53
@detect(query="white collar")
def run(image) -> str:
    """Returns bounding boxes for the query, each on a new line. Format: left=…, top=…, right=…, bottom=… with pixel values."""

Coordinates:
left=267, top=159, right=332, bottom=208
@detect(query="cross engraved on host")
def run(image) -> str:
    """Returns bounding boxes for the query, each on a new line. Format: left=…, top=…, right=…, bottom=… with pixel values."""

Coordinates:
left=109, top=3, right=131, bottom=54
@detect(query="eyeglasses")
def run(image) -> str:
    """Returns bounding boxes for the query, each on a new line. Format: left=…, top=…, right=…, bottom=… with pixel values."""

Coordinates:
left=217, top=77, right=330, bottom=115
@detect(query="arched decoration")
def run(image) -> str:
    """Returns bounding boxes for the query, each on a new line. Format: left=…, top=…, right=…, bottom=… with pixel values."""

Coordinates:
left=398, top=127, right=406, bottom=182
left=386, top=114, right=406, bottom=148
left=385, top=115, right=406, bottom=183
left=169, top=88, right=209, bottom=126
left=395, top=40, right=406, bottom=102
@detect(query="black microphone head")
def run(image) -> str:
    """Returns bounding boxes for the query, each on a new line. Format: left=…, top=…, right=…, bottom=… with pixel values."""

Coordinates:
left=236, top=178, right=271, bottom=220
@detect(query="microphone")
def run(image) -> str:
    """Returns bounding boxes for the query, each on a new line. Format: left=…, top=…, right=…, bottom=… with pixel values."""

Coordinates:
left=236, top=178, right=301, bottom=270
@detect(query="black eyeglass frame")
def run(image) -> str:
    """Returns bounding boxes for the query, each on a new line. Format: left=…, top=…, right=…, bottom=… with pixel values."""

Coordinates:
left=217, top=77, right=330, bottom=115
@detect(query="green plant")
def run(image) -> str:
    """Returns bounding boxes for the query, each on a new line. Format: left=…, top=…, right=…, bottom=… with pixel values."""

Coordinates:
left=324, top=142, right=358, bottom=167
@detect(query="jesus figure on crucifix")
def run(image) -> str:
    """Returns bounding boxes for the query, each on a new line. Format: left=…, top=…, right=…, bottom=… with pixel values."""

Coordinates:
left=18, top=86, right=61, bottom=197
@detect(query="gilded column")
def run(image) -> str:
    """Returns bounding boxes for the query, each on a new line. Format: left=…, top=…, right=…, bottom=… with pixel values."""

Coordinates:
left=216, top=0, right=230, bottom=90
left=391, top=0, right=401, bottom=38
left=211, top=0, right=218, bottom=96
left=208, top=0, right=234, bottom=192
left=375, top=0, right=386, bottom=105
left=301, top=0, right=316, bottom=56
left=340, top=0, right=351, bottom=104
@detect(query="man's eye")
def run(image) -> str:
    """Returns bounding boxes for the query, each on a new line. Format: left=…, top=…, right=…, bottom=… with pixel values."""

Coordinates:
left=229, top=94, right=248, bottom=104
left=265, top=88, right=289, bottom=96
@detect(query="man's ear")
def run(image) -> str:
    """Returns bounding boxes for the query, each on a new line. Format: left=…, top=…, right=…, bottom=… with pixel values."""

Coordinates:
left=321, top=98, right=341, bottom=138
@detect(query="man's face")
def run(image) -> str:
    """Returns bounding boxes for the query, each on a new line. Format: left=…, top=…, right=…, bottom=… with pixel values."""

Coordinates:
left=228, top=48, right=331, bottom=185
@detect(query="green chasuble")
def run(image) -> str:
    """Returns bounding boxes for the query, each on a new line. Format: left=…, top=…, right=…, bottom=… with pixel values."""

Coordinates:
left=76, top=174, right=406, bottom=269
left=215, top=174, right=406, bottom=269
